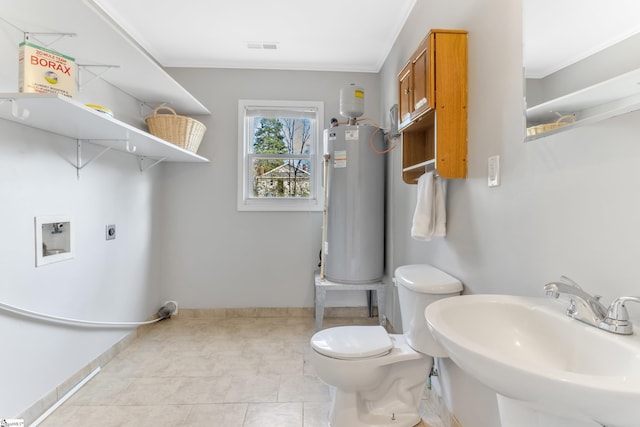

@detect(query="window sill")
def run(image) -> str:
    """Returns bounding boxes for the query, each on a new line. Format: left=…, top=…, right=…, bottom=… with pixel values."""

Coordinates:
left=237, top=198, right=323, bottom=212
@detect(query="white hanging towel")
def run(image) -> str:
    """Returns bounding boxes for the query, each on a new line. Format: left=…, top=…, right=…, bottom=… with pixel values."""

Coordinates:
left=411, top=171, right=447, bottom=241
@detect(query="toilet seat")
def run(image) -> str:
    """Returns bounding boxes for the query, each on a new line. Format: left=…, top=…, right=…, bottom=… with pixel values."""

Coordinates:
left=311, top=325, right=392, bottom=360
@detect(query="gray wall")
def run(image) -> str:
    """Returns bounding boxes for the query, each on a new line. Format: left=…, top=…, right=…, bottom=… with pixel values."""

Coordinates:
left=380, top=0, right=640, bottom=425
left=160, top=68, right=380, bottom=309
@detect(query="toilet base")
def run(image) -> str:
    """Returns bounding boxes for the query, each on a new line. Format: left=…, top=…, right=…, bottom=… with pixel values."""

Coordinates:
left=329, top=388, right=423, bottom=427
left=327, top=356, right=429, bottom=427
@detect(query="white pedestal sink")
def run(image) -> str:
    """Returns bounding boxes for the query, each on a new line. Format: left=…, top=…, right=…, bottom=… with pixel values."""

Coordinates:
left=425, top=295, right=640, bottom=427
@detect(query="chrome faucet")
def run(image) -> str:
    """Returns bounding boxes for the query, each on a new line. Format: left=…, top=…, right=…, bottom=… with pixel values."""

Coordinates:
left=543, top=276, right=607, bottom=328
left=544, top=276, right=640, bottom=335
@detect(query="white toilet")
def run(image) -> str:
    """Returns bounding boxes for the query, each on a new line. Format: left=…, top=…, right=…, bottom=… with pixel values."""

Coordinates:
left=310, top=264, right=463, bottom=427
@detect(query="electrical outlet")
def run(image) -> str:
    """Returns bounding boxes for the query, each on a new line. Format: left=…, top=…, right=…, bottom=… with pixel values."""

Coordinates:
left=106, top=224, right=116, bottom=240
left=488, top=155, right=500, bottom=187
left=163, top=300, right=178, bottom=316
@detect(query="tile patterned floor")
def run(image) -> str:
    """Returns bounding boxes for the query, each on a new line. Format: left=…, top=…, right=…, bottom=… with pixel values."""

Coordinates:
left=39, top=313, right=445, bottom=427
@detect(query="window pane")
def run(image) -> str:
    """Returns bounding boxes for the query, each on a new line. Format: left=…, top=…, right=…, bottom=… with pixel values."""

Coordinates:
left=251, top=117, right=313, bottom=157
left=252, top=158, right=312, bottom=198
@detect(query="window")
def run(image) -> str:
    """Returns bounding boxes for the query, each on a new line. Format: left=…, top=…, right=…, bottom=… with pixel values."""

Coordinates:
left=237, top=100, right=324, bottom=211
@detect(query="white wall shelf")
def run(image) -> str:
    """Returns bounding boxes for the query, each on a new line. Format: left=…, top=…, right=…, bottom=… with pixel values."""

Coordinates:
left=525, top=67, right=640, bottom=141
left=0, top=0, right=210, bottom=116
left=0, top=93, right=209, bottom=165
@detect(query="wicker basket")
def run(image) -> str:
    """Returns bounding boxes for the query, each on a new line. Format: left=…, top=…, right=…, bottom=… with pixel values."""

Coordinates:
left=526, top=114, right=575, bottom=137
left=145, top=106, right=206, bottom=153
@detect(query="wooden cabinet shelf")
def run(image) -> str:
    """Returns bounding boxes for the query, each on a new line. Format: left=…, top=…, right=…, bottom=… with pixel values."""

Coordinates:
left=398, top=29, right=467, bottom=182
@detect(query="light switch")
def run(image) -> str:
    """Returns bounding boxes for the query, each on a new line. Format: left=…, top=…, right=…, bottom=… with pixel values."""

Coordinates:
left=488, top=155, right=500, bottom=187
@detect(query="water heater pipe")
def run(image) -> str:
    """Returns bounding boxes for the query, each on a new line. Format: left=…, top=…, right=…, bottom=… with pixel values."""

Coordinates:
left=320, top=153, right=330, bottom=280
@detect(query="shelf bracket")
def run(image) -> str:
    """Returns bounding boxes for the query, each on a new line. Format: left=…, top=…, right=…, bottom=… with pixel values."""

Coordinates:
left=77, top=64, right=121, bottom=91
left=0, top=98, right=30, bottom=120
left=139, top=101, right=173, bottom=117
left=137, top=156, right=166, bottom=172
left=0, top=18, right=76, bottom=49
left=76, top=140, right=113, bottom=179
left=24, top=31, right=77, bottom=48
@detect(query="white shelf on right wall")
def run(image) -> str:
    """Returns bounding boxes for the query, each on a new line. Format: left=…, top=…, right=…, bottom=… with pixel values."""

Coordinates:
left=525, top=67, right=640, bottom=141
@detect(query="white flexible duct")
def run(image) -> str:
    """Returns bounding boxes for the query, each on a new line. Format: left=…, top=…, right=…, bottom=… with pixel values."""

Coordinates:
left=0, top=301, right=165, bottom=328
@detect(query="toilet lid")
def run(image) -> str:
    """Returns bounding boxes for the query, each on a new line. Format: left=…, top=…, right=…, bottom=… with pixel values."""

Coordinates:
left=395, top=264, right=463, bottom=294
left=310, top=325, right=393, bottom=360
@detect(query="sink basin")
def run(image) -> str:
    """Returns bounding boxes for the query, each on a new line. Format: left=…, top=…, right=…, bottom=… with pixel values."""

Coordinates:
left=425, top=294, right=640, bottom=427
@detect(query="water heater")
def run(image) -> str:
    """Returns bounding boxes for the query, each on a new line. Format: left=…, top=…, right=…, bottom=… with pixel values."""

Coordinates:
left=323, top=124, right=385, bottom=284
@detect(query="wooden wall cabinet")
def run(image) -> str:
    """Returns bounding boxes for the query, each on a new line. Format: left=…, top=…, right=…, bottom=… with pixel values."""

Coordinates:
left=398, top=29, right=467, bottom=182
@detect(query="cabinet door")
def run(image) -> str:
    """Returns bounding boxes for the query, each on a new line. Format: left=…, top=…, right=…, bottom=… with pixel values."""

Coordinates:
left=411, top=35, right=435, bottom=118
left=398, top=61, right=412, bottom=125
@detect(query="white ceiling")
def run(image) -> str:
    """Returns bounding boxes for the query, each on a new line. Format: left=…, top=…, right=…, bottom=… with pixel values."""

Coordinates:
left=92, top=0, right=416, bottom=73
left=5, top=0, right=639, bottom=86
left=94, top=0, right=640, bottom=77
left=524, top=0, right=640, bottom=78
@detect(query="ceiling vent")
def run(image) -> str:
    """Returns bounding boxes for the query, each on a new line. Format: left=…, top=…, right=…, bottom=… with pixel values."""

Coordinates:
left=247, top=42, right=279, bottom=50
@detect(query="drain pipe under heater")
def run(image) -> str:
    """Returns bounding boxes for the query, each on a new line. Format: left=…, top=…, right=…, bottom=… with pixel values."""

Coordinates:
left=320, top=153, right=331, bottom=280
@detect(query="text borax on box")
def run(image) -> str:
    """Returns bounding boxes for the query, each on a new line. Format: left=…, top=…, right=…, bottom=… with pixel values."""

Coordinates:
left=19, top=42, right=75, bottom=98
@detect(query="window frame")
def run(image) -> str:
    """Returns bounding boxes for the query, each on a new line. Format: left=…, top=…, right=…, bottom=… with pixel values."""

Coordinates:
left=237, top=99, right=324, bottom=212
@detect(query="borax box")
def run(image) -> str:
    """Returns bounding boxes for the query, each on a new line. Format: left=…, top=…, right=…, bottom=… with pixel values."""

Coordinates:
left=19, top=41, right=75, bottom=98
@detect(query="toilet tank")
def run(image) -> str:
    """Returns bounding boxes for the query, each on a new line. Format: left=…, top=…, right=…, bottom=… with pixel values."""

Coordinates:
left=395, top=264, right=463, bottom=356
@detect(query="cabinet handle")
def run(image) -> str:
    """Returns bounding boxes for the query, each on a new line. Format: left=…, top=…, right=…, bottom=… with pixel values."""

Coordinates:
left=404, top=87, right=411, bottom=95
